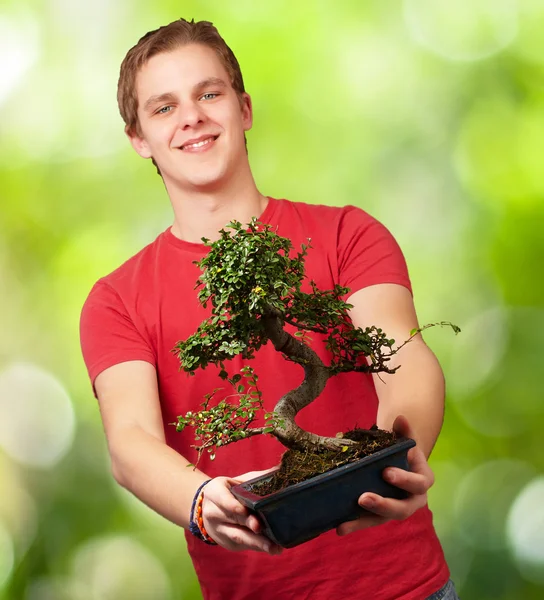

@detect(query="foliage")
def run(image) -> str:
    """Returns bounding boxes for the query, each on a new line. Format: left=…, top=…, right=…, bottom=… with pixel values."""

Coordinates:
left=174, top=219, right=399, bottom=375
left=173, top=219, right=310, bottom=371
left=174, top=366, right=283, bottom=461
left=172, top=219, right=459, bottom=461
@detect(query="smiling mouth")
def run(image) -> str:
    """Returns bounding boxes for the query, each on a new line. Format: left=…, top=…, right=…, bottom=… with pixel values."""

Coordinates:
left=180, top=135, right=219, bottom=151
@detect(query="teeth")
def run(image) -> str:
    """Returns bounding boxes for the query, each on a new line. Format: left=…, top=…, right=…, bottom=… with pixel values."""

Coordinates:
left=183, top=137, right=215, bottom=150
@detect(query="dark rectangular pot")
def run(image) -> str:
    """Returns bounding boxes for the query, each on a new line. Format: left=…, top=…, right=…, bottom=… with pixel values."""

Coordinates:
left=230, top=437, right=416, bottom=548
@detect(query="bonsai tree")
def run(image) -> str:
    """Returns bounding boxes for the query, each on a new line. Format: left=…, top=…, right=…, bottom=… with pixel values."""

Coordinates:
left=172, top=219, right=458, bottom=486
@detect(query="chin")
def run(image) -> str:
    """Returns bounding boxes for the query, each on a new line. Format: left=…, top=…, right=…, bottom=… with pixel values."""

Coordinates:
left=190, top=172, right=227, bottom=190
left=187, top=167, right=231, bottom=191
left=163, top=168, right=224, bottom=191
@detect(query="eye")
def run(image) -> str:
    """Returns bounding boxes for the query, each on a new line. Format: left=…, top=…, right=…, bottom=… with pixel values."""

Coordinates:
left=201, top=93, right=218, bottom=101
left=156, top=105, right=173, bottom=115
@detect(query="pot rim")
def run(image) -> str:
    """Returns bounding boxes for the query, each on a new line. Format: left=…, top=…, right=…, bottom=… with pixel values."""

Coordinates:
left=231, top=436, right=415, bottom=507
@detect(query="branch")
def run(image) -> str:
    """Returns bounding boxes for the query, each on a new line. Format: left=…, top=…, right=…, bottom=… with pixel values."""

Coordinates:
left=395, top=321, right=461, bottom=353
left=282, top=316, right=329, bottom=335
left=262, top=307, right=331, bottom=418
left=242, top=427, right=266, bottom=437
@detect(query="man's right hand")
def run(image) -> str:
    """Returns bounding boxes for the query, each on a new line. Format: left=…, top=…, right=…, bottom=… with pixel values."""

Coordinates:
left=202, top=470, right=284, bottom=556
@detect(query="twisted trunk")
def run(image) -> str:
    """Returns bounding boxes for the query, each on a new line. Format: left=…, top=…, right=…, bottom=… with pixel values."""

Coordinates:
left=262, top=309, right=360, bottom=452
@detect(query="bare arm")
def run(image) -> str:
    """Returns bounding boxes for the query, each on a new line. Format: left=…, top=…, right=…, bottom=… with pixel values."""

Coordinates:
left=347, top=283, right=445, bottom=458
left=95, top=360, right=282, bottom=554
left=337, top=283, right=443, bottom=535
left=95, top=360, right=209, bottom=527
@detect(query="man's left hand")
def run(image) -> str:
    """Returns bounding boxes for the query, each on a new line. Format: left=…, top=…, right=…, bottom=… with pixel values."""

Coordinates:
left=336, top=415, right=434, bottom=536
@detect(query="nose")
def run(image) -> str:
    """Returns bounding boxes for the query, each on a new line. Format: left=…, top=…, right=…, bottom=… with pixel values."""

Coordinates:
left=179, top=100, right=206, bottom=130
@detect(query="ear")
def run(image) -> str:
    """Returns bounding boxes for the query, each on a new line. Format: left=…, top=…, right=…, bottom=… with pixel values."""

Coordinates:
left=240, top=93, right=253, bottom=132
left=125, top=125, right=153, bottom=159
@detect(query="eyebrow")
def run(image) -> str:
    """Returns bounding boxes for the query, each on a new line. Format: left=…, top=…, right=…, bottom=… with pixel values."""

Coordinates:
left=143, top=92, right=177, bottom=113
left=142, top=77, right=229, bottom=113
left=194, top=77, right=228, bottom=93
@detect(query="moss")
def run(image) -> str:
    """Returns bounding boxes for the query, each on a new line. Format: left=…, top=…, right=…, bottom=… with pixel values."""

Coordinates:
left=251, top=426, right=398, bottom=496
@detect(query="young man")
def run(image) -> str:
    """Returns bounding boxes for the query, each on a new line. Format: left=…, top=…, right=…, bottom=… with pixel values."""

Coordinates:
left=80, top=18, right=459, bottom=600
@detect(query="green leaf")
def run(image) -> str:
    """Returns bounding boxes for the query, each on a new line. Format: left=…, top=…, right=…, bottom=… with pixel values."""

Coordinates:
left=173, top=217, right=460, bottom=465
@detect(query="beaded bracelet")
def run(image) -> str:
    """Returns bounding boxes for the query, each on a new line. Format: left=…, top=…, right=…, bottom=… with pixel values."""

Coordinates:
left=189, top=479, right=218, bottom=545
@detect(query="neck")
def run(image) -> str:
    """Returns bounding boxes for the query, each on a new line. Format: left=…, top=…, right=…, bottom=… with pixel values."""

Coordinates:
left=165, top=164, right=268, bottom=243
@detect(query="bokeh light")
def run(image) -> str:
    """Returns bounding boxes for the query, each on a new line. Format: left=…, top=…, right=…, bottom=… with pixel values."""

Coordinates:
left=447, top=306, right=507, bottom=400
left=447, top=307, right=544, bottom=437
left=0, top=363, right=75, bottom=468
left=0, top=8, right=40, bottom=107
left=24, top=576, right=88, bottom=600
left=404, top=0, right=518, bottom=61
left=70, top=535, right=172, bottom=600
left=507, top=476, right=544, bottom=585
left=0, top=457, right=38, bottom=559
left=454, top=460, right=536, bottom=551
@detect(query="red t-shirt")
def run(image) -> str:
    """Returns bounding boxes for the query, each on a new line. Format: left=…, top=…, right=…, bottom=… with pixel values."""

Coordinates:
left=80, top=198, right=450, bottom=600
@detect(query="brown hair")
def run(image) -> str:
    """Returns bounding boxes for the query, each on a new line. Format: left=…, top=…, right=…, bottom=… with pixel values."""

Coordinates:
left=118, top=18, right=246, bottom=137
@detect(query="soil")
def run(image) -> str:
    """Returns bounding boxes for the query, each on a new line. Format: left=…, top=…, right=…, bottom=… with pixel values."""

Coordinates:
left=250, top=426, right=398, bottom=496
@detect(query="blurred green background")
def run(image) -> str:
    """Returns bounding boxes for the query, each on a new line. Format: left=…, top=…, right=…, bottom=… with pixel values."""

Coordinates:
left=1, top=0, right=543, bottom=598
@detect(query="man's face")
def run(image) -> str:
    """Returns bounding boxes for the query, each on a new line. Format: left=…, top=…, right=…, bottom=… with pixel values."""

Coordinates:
left=128, top=44, right=252, bottom=191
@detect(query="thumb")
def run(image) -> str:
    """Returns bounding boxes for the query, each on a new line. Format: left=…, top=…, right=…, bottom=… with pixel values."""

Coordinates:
left=392, top=414, right=413, bottom=439
left=232, top=466, right=279, bottom=484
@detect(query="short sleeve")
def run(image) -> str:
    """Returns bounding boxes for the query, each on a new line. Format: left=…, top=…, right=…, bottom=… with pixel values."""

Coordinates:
left=80, top=280, right=156, bottom=396
left=337, top=206, right=412, bottom=298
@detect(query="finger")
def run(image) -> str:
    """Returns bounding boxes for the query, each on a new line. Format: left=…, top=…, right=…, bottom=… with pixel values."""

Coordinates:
left=382, top=464, right=433, bottom=496
left=204, top=479, right=252, bottom=527
left=204, top=496, right=246, bottom=525
left=214, top=524, right=283, bottom=555
left=232, top=466, right=279, bottom=483
left=406, top=445, right=435, bottom=487
left=226, top=470, right=279, bottom=533
left=336, top=512, right=390, bottom=536
left=203, top=500, right=270, bottom=547
left=204, top=481, right=265, bottom=534
left=358, top=492, right=427, bottom=521
left=205, top=495, right=256, bottom=532
left=390, top=416, right=434, bottom=478
left=406, top=444, right=432, bottom=472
